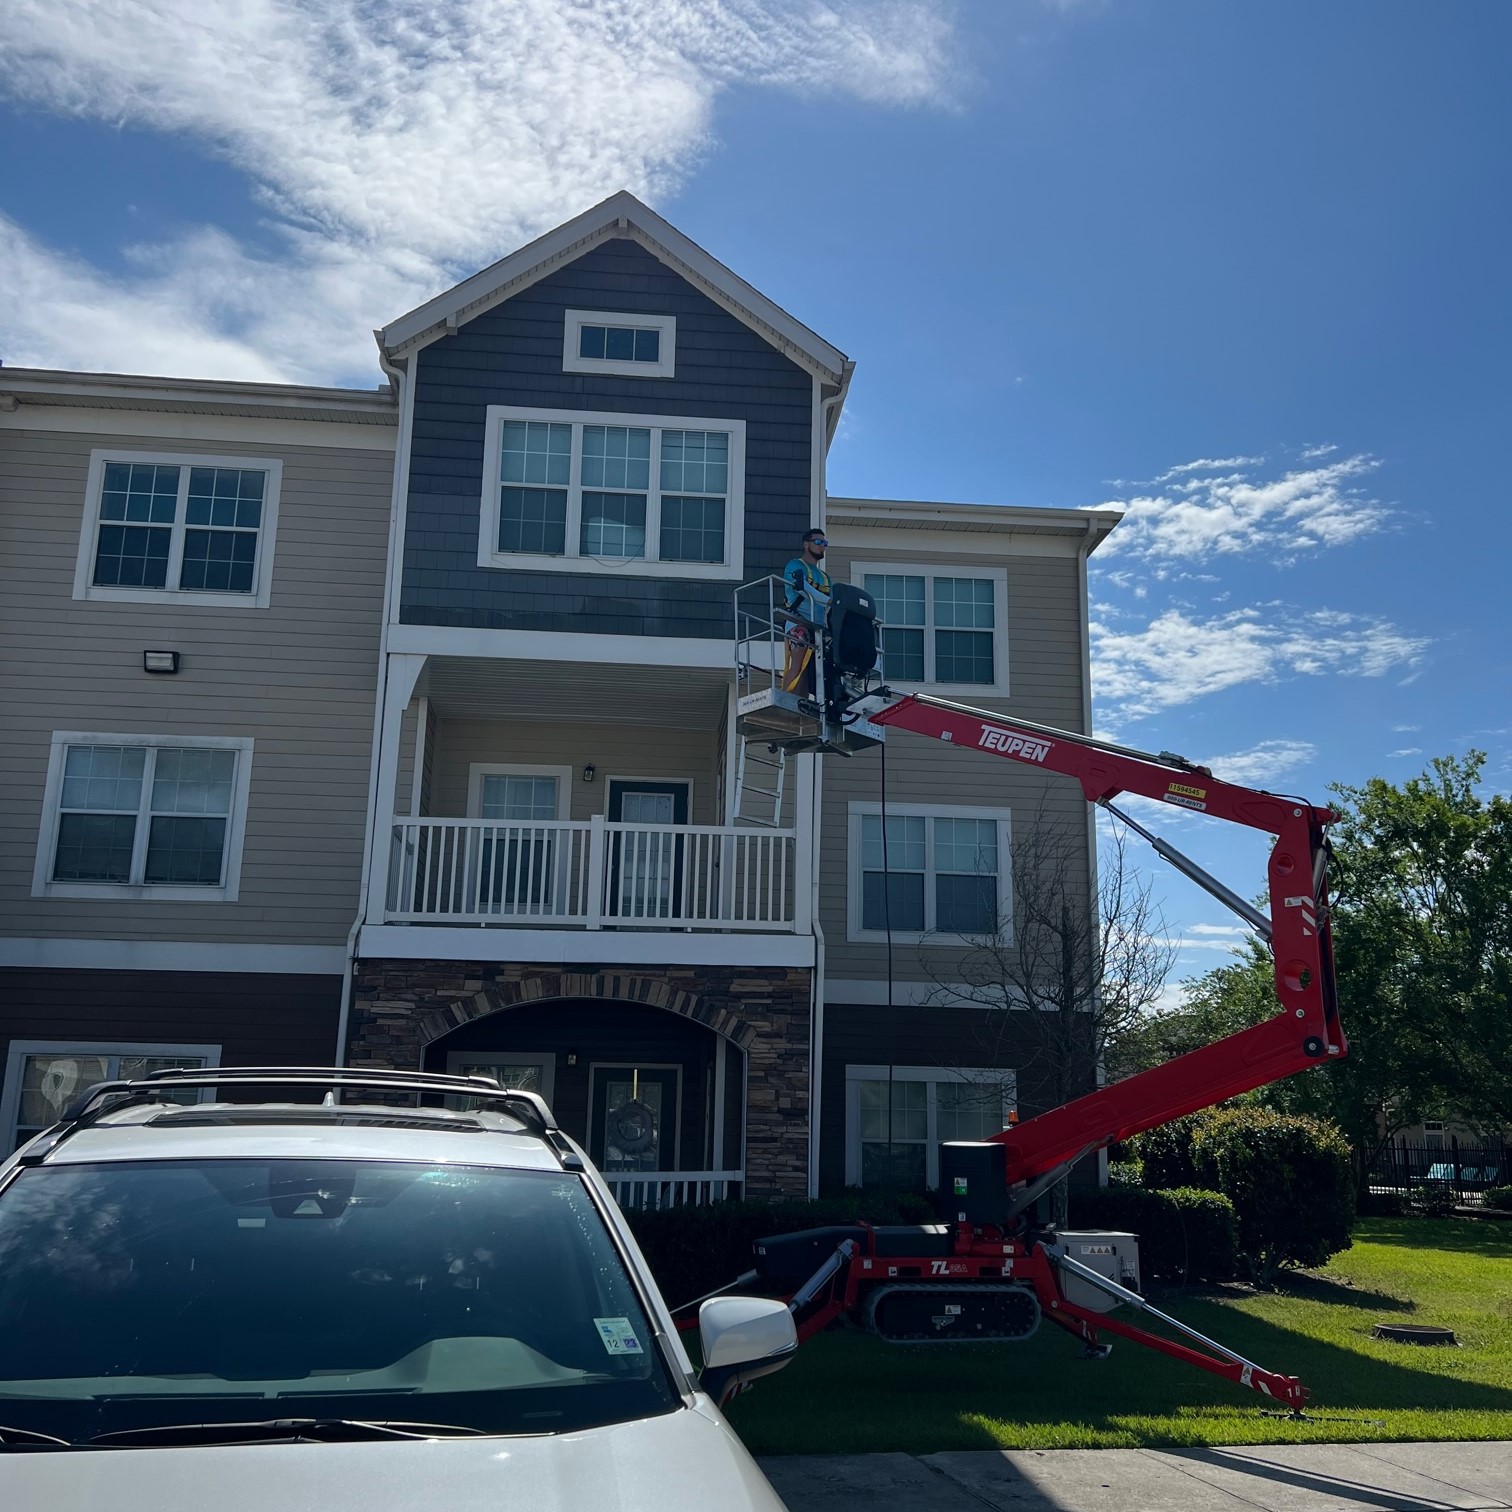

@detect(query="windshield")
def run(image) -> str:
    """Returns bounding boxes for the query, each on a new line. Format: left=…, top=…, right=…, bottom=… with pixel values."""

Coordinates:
left=0, top=1159, right=679, bottom=1445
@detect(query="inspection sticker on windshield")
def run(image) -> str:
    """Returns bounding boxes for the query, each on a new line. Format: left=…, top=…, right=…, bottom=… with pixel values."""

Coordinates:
left=595, top=1317, right=644, bottom=1355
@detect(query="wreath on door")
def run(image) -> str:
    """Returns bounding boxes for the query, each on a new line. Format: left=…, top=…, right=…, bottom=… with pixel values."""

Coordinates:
left=607, top=1098, right=658, bottom=1157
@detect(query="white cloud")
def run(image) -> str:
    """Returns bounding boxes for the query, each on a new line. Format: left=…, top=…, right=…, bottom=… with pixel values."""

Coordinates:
left=1391, top=723, right=1421, bottom=733
left=0, top=0, right=957, bottom=382
left=1094, top=450, right=1391, bottom=569
left=1194, top=738, right=1316, bottom=789
left=1388, top=747, right=1423, bottom=758
left=1091, top=605, right=1429, bottom=723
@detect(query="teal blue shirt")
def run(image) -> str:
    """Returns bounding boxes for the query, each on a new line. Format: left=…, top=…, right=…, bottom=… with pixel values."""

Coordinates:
left=784, top=556, right=832, bottom=627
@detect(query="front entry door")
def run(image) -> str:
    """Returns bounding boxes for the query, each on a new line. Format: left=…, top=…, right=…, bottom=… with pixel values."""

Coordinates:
left=589, top=1065, right=680, bottom=1173
left=606, top=780, right=689, bottom=921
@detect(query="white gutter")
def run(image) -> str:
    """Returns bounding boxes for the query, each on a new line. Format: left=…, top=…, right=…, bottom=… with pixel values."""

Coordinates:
left=335, top=343, right=415, bottom=1065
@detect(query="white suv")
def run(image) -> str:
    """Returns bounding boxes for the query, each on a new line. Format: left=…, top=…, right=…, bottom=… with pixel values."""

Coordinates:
left=0, top=1067, right=795, bottom=1508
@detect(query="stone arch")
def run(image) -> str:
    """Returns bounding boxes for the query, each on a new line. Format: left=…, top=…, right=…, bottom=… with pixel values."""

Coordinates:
left=416, top=972, right=759, bottom=1052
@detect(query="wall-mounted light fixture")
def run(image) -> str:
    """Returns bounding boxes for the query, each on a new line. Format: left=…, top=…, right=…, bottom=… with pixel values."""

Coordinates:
left=581, top=763, right=596, bottom=783
left=143, top=650, right=181, bottom=675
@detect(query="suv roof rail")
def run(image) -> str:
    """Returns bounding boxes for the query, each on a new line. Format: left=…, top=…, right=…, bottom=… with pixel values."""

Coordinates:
left=18, top=1067, right=579, bottom=1171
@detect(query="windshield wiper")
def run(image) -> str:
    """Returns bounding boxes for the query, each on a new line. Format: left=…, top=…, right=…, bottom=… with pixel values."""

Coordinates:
left=88, top=1417, right=485, bottom=1447
left=0, top=1424, right=73, bottom=1449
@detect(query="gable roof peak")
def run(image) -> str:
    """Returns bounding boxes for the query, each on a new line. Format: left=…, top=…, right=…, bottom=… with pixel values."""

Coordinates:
left=378, top=190, right=848, bottom=384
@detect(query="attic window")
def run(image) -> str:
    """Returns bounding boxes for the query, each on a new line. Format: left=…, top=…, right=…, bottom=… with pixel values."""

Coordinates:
left=563, top=310, right=676, bottom=378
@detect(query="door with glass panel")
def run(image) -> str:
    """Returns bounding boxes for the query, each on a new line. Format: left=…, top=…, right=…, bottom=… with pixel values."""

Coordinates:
left=606, top=781, right=689, bottom=921
left=472, top=772, right=563, bottom=917
left=443, top=1053, right=555, bottom=1115
left=589, top=1065, right=681, bottom=1174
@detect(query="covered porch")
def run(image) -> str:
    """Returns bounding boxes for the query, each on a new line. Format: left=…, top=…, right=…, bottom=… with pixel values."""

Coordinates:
left=373, top=654, right=809, bottom=942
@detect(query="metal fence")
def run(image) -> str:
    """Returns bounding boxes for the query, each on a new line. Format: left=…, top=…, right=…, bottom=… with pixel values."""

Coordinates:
left=1368, top=1138, right=1508, bottom=1197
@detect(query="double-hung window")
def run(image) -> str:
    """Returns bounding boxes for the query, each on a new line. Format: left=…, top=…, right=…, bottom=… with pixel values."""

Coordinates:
left=845, top=1065, right=1017, bottom=1188
left=466, top=765, right=571, bottom=917
left=479, top=406, right=745, bottom=578
left=33, top=734, right=254, bottom=902
left=849, top=803, right=1010, bottom=943
left=856, top=565, right=1008, bottom=692
left=74, top=452, right=281, bottom=607
left=1, top=1043, right=220, bottom=1154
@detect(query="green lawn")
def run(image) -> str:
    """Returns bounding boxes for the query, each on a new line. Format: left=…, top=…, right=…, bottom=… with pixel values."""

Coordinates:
left=722, top=1218, right=1512, bottom=1454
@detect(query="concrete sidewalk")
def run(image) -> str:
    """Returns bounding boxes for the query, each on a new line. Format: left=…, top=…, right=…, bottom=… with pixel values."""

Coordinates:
left=759, top=1441, right=1512, bottom=1511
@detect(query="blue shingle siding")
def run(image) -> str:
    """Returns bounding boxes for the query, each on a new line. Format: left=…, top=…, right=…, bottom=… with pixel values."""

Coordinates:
left=400, top=238, right=814, bottom=637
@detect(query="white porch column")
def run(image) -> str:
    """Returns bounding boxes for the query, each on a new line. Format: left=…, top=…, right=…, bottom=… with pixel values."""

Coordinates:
left=365, top=652, right=428, bottom=923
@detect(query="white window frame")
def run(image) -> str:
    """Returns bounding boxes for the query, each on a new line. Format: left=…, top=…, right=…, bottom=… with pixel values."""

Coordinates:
left=1, top=1040, right=221, bottom=1153
left=443, top=1051, right=556, bottom=1108
left=477, top=405, right=746, bottom=580
left=31, top=732, right=255, bottom=903
left=465, top=764, right=574, bottom=821
left=562, top=309, right=677, bottom=378
left=844, top=1064, right=1018, bottom=1189
left=846, top=802, right=1012, bottom=946
left=73, top=450, right=282, bottom=609
left=851, top=562, right=1009, bottom=696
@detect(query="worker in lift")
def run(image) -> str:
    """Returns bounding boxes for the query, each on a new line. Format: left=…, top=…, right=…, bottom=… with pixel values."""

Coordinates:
left=781, top=526, right=832, bottom=697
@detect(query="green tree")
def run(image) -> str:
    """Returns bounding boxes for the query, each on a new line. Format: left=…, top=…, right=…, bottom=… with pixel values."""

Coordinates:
left=1108, top=752, right=1511, bottom=1191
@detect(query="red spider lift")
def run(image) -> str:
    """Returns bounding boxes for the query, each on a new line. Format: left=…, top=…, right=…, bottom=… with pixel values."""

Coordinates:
left=732, top=617, right=1345, bottom=1410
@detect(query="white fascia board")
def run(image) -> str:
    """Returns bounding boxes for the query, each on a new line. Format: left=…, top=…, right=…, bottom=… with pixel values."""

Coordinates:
left=0, top=407, right=395, bottom=451
left=829, top=498, right=1123, bottom=551
left=0, top=939, right=347, bottom=975
left=378, top=191, right=847, bottom=384
left=357, top=925, right=816, bottom=969
left=387, top=622, right=738, bottom=669
left=0, top=368, right=396, bottom=421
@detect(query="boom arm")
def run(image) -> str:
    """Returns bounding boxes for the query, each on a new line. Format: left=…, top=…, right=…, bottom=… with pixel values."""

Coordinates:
left=857, top=692, right=1345, bottom=1186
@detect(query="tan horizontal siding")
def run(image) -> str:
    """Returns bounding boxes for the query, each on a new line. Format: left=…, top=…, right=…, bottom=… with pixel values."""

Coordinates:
left=0, top=424, right=389, bottom=946
left=423, top=716, right=722, bottom=825
left=819, top=540, right=1091, bottom=985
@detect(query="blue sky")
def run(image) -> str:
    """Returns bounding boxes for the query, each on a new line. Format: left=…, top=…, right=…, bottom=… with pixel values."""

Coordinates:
left=2, top=0, right=1507, bottom=997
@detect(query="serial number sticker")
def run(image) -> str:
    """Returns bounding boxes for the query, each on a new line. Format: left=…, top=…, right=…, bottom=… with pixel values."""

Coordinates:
left=594, top=1317, right=644, bottom=1355
left=1167, top=782, right=1207, bottom=799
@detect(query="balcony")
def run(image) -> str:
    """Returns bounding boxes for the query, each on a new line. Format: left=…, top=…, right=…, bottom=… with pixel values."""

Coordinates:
left=386, top=815, right=801, bottom=932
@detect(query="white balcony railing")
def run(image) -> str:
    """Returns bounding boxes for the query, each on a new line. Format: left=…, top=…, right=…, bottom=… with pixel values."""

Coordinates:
left=386, top=815, right=800, bottom=931
left=607, top=1171, right=744, bottom=1210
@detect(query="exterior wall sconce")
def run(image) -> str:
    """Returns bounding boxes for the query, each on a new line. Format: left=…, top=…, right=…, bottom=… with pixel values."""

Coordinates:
left=143, top=650, right=181, bottom=674
left=581, top=763, right=596, bottom=783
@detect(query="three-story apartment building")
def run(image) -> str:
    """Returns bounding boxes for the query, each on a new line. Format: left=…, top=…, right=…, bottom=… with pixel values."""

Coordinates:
left=0, top=193, right=1119, bottom=1199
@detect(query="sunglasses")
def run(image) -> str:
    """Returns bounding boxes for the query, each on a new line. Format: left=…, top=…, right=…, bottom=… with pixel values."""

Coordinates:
left=809, top=537, right=828, bottom=548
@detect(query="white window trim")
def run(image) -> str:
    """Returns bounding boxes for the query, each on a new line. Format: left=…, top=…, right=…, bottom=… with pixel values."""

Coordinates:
left=846, top=801, right=1012, bottom=946
left=1, top=1040, right=221, bottom=1153
left=843, top=1063, right=1018, bottom=1189
left=851, top=561, right=1009, bottom=696
left=444, top=1051, right=556, bottom=1108
left=603, top=775, right=694, bottom=822
left=562, top=309, right=677, bottom=378
left=72, top=450, right=283, bottom=609
left=31, top=732, right=255, bottom=903
left=477, top=404, right=746, bottom=580
left=465, top=764, right=574, bottom=821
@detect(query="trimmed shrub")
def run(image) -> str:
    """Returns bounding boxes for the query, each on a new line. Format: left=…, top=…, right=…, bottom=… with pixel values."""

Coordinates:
left=1130, top=1114, right=1208, bottom=1190
left=1069, top=1185, right=1237, bottom=1283
left=1188, top=1106, right=1355, bottom=1284
left=623, top=1193, right=935, bottom=1309
left=1484, top=1186, right=1512, bottom=1212
left=1107, top=1159, right=1144, bottom=1188
left=1411, top=1181, right=1457, bottom=1218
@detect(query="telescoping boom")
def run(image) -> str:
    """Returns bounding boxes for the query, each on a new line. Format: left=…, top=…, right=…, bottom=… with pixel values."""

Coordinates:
left=737, top=675, right=1345, bottom=1413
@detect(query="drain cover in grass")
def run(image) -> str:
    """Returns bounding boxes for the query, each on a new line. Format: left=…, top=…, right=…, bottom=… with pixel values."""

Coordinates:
left=1371, top=1323, right=1458, bottom=1345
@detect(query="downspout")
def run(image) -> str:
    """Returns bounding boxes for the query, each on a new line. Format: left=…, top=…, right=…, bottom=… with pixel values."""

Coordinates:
left=806, top=372, right=849, bottom=1196
left=334, top=340, right=414, bottom=1065
left=1077, top=514, right=1108, bottom=1186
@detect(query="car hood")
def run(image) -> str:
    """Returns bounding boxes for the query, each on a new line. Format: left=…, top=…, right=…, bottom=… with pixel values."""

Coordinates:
left=0, top=1400, right=787, bottom=1512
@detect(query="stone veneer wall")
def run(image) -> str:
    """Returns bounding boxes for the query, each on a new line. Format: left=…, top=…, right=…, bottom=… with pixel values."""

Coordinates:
left=349, top=960, right=813, bottom=1197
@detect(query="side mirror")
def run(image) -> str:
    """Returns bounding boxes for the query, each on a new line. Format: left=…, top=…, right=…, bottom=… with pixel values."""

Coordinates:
left=698, top=1295, right=798, bottom=1407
